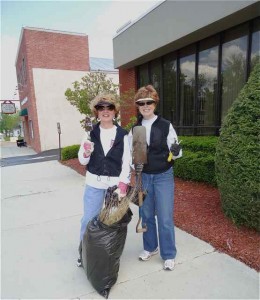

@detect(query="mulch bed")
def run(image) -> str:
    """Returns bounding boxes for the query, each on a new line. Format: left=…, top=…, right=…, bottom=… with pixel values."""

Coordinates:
left=60, top=158, right=260, bottom=271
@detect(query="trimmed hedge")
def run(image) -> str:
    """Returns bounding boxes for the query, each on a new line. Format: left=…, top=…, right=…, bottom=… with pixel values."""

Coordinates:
left=178, top=136, right=218, bottom=154
left=174, top=137, right=217, bottom=185
left=61, top=144, right=80, bottom=161
left=215, top=63, right=260, bottom=231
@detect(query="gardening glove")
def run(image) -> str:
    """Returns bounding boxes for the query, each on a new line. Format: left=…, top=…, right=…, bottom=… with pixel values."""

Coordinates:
left=83, top=140, right=94, bottom=158
left=168, top=141, right=182, bottom=161
left=135, top=164, right=143, bottom=174
left=114, top=182, right=128, bottom=200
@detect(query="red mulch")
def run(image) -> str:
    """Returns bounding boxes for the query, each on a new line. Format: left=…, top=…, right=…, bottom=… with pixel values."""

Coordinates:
left=60, top=158, right=260, bottom=271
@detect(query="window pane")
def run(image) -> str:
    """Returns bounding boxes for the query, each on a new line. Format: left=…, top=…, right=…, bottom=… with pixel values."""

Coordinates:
left=197, top=46, right=218, bottom=135
left=29, top=120, right=34, bottom=139
left=251, top=19, right=260, bottom=72
left=221, top=35, right=248, bottom=120
left=150, top=58, right=162, bottom=113
left=162, top=53, right=177, bottom=125
left=179, top=53, right=195, bottom=134
left=138, top=63, right=149, bottom=87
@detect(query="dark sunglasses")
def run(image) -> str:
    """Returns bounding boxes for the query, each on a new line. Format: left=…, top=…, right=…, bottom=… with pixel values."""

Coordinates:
left=136, top=100, right=155, bottom=106
left=96, top=105, right=115, bottom=111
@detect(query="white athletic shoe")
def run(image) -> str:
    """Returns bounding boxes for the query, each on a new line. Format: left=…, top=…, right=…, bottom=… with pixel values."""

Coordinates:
left=164, top=259, right=175, bottom=271
left=139, top=248, right=159, bottom=261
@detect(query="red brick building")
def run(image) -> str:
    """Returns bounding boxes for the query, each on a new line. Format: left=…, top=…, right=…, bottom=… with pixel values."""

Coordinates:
left=16, top=27, right=90, bottom=152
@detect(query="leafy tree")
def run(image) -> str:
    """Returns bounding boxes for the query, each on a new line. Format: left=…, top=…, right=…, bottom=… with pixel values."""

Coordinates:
left=65, top=72, right=119, bottom=128
left=0, top=112, right=20, bottom=137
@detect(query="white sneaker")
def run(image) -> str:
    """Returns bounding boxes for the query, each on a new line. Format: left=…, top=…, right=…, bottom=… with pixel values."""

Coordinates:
left=76, top=256, right=82, bottom=267
left=164, top=259, right=175, bottom=270
left=139, top=248, right=159, bottom=261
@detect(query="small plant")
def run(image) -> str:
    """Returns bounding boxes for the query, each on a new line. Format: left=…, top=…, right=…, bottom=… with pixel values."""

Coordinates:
left=123, top=116, right=137, bottom=132
left=61, top=145, right=80, bottom=161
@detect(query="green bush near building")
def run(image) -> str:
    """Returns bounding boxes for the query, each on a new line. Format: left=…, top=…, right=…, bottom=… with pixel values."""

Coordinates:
left=174, top=136, right=218, bottom=185
left=61, top=144, right=80, bottom=161
left=215, top=63, right=260, bottom=231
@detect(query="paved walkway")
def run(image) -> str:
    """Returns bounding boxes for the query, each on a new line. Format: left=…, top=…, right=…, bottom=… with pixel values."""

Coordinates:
left=0, top=141, right=36, bottom=158
left=1, top=142, right=259, bottom=299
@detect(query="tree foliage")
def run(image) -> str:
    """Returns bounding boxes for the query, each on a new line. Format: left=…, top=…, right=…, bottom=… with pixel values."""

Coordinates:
left=215, top=63, right=260, bottom=231
left=65, top=72, right=119, bottom=120
left=0, top=112, right=20, bottom=137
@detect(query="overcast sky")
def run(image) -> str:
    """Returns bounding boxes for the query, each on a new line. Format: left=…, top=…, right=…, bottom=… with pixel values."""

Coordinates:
left=1, top=0, right=160, bottom=101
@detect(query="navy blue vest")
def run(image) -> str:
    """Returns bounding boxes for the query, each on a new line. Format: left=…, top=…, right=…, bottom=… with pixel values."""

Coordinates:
left=134, top=116, right=173, bottom=174
left=87, top=123, right=127, bottom=177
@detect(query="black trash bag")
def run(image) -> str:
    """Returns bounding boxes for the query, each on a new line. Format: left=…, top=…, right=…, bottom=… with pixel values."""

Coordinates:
left=82, top=209, right=132, bottom=299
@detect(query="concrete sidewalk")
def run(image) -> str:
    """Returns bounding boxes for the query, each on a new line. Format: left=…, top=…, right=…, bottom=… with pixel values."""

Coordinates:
left=0, top=141, right=37, bottom=158
left=1, top=143, right=259, bottom=299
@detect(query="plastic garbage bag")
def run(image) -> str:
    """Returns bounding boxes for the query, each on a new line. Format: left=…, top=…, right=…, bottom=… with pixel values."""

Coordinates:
left=82, top=209, right=132, bottom=298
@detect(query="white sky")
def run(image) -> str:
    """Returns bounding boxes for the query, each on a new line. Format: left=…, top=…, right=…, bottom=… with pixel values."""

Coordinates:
left=1, top=0, right=161, bottom=101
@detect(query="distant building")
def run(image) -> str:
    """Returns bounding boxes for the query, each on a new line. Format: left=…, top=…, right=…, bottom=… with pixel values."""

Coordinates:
left=16, top=27, right=118, bottom=152
left=90, top=57, right=118, bottom=74
left=113, top=0, right=260, bottom=134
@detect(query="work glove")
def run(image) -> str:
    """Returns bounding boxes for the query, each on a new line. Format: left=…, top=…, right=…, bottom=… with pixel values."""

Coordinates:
left=83, top=140, right=94, bottom=158
left=135, top=164, right=144, bottom=174
left=114, top=182, right=128, bottom=200
left=170, top=142, right=182, bottom=156
left=167, top=141, right=182, bottom=162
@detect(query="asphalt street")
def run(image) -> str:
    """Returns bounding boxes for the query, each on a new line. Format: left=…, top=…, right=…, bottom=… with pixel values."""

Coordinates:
left=0, top=142, right=60, bottom=167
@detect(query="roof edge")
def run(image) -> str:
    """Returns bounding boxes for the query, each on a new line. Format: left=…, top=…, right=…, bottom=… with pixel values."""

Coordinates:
left=113, top=0, right=166, bottom=38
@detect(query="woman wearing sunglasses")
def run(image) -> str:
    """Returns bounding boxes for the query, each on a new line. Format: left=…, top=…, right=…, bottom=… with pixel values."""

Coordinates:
left=77, top=93, right=131, bottom=267
left=128, top=85, right=182, bottom=271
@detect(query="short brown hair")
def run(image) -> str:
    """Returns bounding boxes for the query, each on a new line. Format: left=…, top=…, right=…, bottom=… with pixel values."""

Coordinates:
left=90, top=93, right=120, bottom=118
left=134, top=85, right=159, bottom=104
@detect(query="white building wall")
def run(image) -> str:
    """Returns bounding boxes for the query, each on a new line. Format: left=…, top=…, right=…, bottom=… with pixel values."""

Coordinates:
left=33, top=68, right=119, bottom=151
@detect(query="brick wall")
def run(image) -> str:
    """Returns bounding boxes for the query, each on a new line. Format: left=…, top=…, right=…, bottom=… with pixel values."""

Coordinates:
left=119, top=67, right=137, bottom=127
left=24, top=29, right=89, bottom=71
left=16, top=32, right=41, bottom=151
left=16, top=28, right=90, bottom=152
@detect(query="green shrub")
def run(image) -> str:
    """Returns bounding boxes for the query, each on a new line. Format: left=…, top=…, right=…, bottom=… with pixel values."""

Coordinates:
left=179, top=136, right=218, bottom=154
left=215, top=63, right=260, bottom=231
left=175, top=150, right=216, bottom=185
left=61, top=144, right=80, bottom=161
left=124, top=116, right=137, bottom=132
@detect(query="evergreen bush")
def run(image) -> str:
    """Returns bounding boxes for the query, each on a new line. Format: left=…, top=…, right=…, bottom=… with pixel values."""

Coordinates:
left=179, top=136, right=218, bottom=154
left=61, top=144, right=80, bottom=161
left=215, top=63, right=260, bottom=231
left=174, top=150, right=216, bottom=185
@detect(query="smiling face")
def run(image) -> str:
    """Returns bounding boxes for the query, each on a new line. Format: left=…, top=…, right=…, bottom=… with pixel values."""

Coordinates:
left=134, top=85, right=159, bottom=120
left=96, top=104, right=116, bottom=125
left=136, top=100, right=156, bottom=120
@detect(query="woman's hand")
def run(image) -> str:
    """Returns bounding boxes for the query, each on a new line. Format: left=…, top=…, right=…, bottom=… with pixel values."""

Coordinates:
left=83, top=141, right=94, bottom=158
left=114, top=182, right=128, bottom=199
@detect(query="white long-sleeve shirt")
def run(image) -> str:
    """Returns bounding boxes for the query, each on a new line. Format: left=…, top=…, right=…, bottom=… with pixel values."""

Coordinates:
left=128, top=115, right=182, bottom=164
left=78, top=125, right=131, bottom=189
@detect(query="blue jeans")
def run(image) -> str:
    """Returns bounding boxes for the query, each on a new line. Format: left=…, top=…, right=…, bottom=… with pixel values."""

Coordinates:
left=141, top=167, right=177, bottom=260
left=79, top=185, right=106, bottom=241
